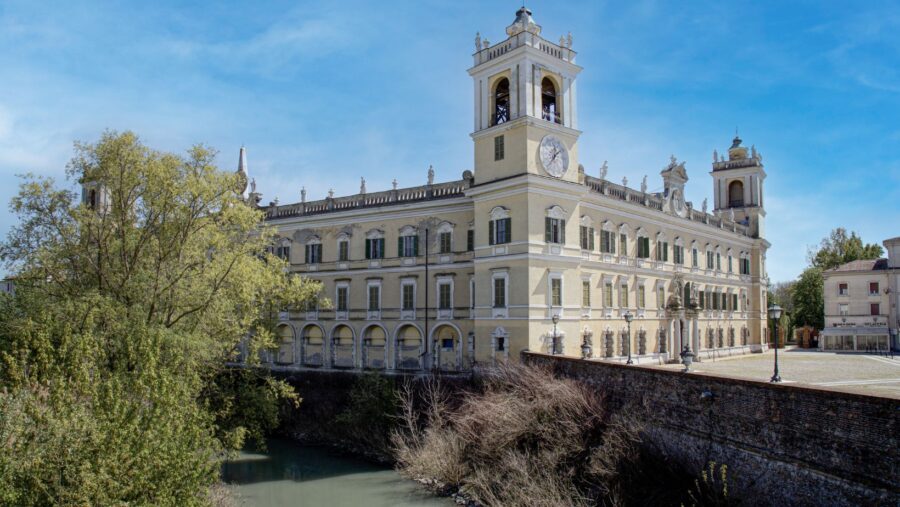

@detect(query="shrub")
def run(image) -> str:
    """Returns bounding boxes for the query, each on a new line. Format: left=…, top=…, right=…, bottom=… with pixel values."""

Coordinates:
left=392, top=363, right=642, bottom=507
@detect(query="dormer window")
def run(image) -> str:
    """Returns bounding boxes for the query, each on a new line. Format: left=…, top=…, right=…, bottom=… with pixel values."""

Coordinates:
left=493, top=78, right=510, bottom=126
left=541, top=78, right=560, bottom=124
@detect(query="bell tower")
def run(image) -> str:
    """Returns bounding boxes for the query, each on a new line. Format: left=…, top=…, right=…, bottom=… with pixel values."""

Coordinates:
left=469, top=7, right=582, bottom=184
left=710, top=135, right=767, bottom=238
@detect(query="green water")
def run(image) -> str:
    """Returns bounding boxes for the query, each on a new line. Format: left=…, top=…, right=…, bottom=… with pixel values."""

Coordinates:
left=221, top=438, right=453, bottom=507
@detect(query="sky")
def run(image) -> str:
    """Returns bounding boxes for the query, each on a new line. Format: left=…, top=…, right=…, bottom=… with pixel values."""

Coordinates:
left=0, top=0, right=898, bottom=282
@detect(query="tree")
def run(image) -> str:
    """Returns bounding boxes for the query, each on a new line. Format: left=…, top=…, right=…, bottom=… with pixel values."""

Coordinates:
left=792, top=267, right=824, bottom=329
left=0, top=131, right=321, bottom=505
left=809, top=227, right=883, bottom=271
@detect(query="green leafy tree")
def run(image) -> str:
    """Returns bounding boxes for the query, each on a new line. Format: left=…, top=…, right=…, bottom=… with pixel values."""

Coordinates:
left=792, top=267, right=824, bottom=329
left=809, top=227, right=883, bottom=271
left=0, top=131, right=321, bottom=505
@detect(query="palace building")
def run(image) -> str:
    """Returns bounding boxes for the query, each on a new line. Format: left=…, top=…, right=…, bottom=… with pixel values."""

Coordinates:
left=240, top=8, right=771, bottom=372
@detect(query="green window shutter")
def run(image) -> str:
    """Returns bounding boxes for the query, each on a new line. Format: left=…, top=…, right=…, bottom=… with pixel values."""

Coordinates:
left=560, top=220, right=566, bottom=243
left=413, top=236, right=419, bottom=256
left=467, top=229, right=474, bottom=251
left=365, top=239, right=371, bottom=259
left=590, top=228, right=595, bottom=250
left=304, top=244, right=309, bottom=263
left=664, top=243, right=669, bottom=262
left=379, top=239, right=385, bottom=258
left=398, top=237, right=404, bottom=257
left=545, top=218, right=551, bottom=242
left=610, top=232, right=616, bottom=253
left=489, top=220, right=495, bottom=246
left=503, top=218, right=511, bottom=243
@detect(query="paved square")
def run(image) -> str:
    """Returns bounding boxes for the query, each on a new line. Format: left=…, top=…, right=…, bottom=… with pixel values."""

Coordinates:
left=648, top=349, right=900, bottom=398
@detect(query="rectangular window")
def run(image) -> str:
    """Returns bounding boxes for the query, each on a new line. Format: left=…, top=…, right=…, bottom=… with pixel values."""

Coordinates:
left=732, top=293, right=738, bottom=311
left=545, top=218, right=565, bottom=244
left=869, top=282, right=879, bottom=296
left=551, top=278, right=562, bottom=307
left=402, top=284, right=415, bottom=311
left=637, top=237, right=650, bottom=258
left=580, top=226, right=595, bottom=250
left=582, top=281, right=591, bottom=307
left=439, top=232, right=452, bottom=254
left=368, top=285, right=380, bottom=311
left=365, top=238, right=385, bottom=259
left=305, top=244, right=322, bottom=264
left=656, top=241, right=669, bottom=262
left=467, top=229, right=474, bottom=251
left=620, top=233, right=627, bottom=256
left=338, top=241, right=349, bottom=262
left=439, top=283, right=452, bottom=309
left=604, top=283, right=613, bottom=307
left=673, top=245, right=684, bottom=265
left=706, top=252, right=714, bottom=269
left=398, top=235, right=418, bottom=257
left=619, top=284, right=628, bottom=308
left=871, top=303, right=880, bottom=316
left=489, top=218, right=511, bottom=245
left=637, top=285, right=645, bottom=308
left=657, top=287, right=665, bottom=308
left=276, top=245, right=290, bottom=261
left=493, top=277, right=507, bottom=308
left=337, top=287, right=348, bottom=312
left=839, top=303, right=849, bottom=316
left=727, top=256, right=733, bottom=273
left=494, top=135, right=504, bottom=161
left=692, top=248, right=699, bottom=268
left=716, top=253, right=722, bottom=271
left=600, top=230, right=616, bottom=253
left=699, top=290, right=705, bottom=310
left=838, top=283, right=848, bottom=296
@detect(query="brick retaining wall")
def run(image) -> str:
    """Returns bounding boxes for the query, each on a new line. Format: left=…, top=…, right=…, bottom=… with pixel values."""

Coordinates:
left=523, top=352, right=899, bottom=506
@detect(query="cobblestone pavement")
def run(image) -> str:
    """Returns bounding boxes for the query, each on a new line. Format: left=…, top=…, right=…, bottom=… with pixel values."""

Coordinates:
left=648, top=349, right=900, bottom=398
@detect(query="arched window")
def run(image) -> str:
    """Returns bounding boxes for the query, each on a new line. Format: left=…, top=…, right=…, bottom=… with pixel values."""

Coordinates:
left=728, top=180, right=744, bottom=207
left=493, top=78, right=510, bottom=126
left=541, top=77, right=559, bottom=123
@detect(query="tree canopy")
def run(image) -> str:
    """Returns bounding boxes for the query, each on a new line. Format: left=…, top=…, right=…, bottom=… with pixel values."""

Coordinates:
left=0, top=131, right=321, bottom=505
left=808, top=227, right=883, bottom=271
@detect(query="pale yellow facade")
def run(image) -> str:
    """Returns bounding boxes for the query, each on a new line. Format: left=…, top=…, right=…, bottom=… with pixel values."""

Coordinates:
left=254, top=8, right=771, bottom=372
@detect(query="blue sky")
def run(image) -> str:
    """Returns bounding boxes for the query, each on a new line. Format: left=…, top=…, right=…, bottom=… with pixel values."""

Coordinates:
left=1, top=0, right=898, bottom=282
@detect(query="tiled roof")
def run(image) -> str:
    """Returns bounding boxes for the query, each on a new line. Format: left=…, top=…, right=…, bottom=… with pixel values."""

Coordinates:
left=828, top=258, right=888, bottom=272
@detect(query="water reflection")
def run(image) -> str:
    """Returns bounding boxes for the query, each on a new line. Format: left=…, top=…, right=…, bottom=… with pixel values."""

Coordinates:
left=221, top=438, right=452, bottom=507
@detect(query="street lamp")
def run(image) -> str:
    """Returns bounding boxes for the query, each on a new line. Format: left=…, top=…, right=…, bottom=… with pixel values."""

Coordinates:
left=768, top=304, right=783, bottom=383
left=551, top=314, right=560, bottom=355
left=623, top=311, right=634, bottom=365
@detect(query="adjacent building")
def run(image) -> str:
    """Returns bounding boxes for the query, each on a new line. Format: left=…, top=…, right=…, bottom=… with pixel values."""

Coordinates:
left=821, top=237, right=900, bottom=352
left=124, top=8, right=770, bottom=372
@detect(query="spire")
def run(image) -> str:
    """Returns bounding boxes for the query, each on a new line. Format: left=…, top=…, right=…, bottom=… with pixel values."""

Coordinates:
left=506, top=6, right=541, bottom=36
left=236, top=146, right=250, bottom=198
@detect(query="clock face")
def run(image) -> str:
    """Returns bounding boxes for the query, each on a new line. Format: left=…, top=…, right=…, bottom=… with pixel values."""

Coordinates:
left=539, top=135, right=569, bottom=178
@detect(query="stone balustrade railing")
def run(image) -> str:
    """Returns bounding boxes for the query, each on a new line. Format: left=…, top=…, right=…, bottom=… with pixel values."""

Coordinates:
left=265, top=178, right=471, bottom=220
left=583, top=175, right=750, bottom=237
left=473, top=31, right=576, bottom=66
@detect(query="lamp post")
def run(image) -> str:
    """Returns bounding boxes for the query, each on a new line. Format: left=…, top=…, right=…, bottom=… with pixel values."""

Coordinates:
left=551, top=314, right=560, bottom=355
left=768, top=304, right=782, bottom=383
left=624, top=311, right=634, bottom=364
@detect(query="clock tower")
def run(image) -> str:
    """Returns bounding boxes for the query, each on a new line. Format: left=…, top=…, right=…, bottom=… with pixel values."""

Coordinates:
left=469, top=7, right=583, bottom=184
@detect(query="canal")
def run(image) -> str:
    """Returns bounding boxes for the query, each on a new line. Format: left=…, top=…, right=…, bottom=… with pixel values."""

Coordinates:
left=221, top=438, right=453, bottom=506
